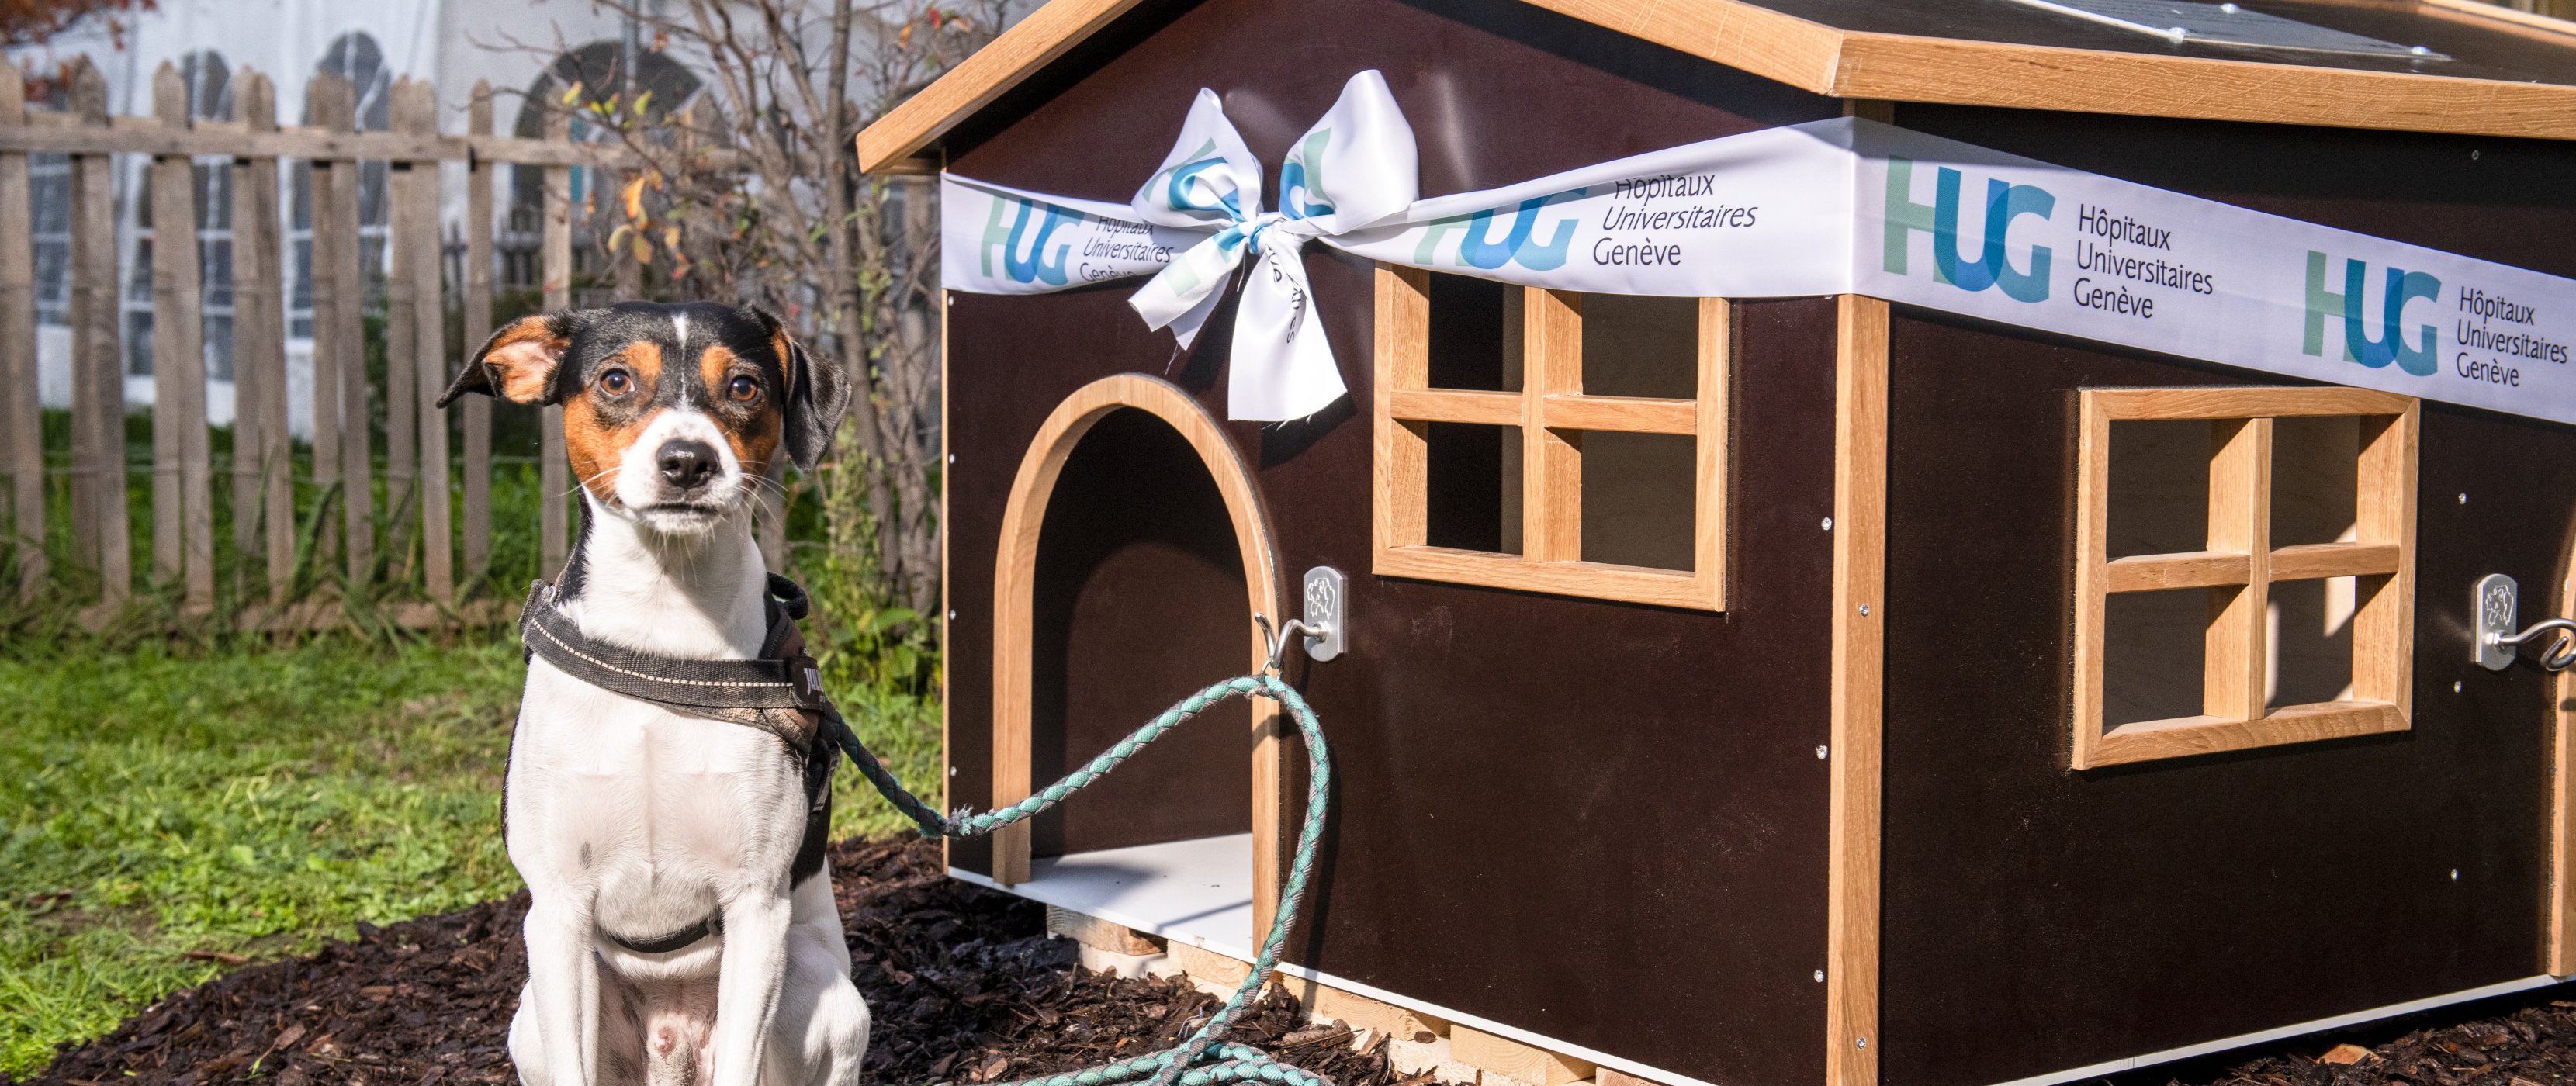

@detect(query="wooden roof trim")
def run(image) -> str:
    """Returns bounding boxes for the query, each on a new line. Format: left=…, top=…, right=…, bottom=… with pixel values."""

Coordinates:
left=853, top=0, right=2576, bottom=171
left=858, top=0, right=1147, bottom=171
left=1509, top=0, right=1848, bottom=90
left=2419, top=0, right=2576, bottom=40
left=1830, top=30, right=2576, bottom=141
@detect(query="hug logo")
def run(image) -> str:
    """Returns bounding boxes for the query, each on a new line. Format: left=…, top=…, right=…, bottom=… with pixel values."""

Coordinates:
left=2305, top=251, right=2441, bottom=376
left=980, top=193, right=1082, bottom=287
left=1411, top=190, right=1585, bottom=272
left=1883, top=156, right=2055, bottom=303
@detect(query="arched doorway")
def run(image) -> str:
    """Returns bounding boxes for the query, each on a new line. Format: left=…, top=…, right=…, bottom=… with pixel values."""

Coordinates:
left=992, top=375, right=1288, bottom=940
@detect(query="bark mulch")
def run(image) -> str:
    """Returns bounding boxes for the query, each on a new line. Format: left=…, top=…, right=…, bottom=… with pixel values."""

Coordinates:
left=33, top=834, right=2576, bottom=1086
left=15, top=838, right=1416, bottom=1086
left=2112, top=991, right=2576, bottom=1086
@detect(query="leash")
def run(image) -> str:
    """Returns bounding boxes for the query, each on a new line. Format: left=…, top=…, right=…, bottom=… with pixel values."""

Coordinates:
left=520, top=578, right=1339, bottom=1086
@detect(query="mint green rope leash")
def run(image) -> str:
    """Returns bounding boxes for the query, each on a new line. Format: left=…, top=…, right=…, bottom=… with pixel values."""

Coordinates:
left=825, top=672, right=1335, bottom=1086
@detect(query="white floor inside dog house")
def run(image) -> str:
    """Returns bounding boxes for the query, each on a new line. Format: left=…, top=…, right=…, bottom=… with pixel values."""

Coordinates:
left=948, top=832, right=1259, bottom=959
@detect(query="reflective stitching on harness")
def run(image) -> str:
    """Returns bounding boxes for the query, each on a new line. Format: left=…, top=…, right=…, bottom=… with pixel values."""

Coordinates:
left=525, top=614, right=794, bottom=690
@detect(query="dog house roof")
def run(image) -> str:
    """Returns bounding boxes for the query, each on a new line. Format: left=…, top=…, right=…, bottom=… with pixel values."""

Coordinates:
left=856, top=0, right=2576, bottom=172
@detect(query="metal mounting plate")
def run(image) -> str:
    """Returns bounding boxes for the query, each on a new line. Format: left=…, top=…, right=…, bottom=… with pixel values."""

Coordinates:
left=1301, top=567, right=1345, bottom=662
left=2004, top=0, right=2448, bottom=60
left=2476, top=572, right=2520, bottom=672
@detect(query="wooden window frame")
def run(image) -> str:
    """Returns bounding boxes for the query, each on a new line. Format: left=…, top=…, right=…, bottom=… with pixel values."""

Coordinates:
left=2072, top=386, right=2419, bottom=769
left=1371, top=264, right=1727, bottom=610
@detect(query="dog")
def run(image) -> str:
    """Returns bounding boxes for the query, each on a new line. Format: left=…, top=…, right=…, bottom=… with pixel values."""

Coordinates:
left=438, top=302, right=867, bottom=1086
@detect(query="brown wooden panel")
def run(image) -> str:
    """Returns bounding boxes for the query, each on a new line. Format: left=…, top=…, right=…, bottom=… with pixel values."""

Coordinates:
left=941, top=2, right=1844, bottom=1083
left=1881, top=305, right=2570, bottom=1086
left=1875, top=103, right=2576, bottom=1086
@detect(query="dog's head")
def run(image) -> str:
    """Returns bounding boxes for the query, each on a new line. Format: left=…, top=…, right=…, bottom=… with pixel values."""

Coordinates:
left=438, top=302, right=848, bottom=536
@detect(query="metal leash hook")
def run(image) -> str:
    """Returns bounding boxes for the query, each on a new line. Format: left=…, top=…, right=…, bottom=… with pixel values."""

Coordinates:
left=1255, top=566, right=1348, bottom=673
left=2495, top=619, right=2576, bottom=673
left=2472, top=572, right=2576, bottom=673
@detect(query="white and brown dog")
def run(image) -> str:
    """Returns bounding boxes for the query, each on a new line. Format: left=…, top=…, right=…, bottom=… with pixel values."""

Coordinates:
left=439, top=302, right=867, bottom=1086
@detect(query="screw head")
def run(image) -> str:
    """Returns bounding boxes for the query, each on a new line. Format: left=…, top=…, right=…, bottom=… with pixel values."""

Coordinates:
left=2451, top=869, right=2461, bottom=881
left=1814, top=970, right=1825, bottom=982
left=1821, top=517, right=1833, bottom=531
left=2460, top=493, right=2469, bottom=505
left=2454, top=680, right=2463, bottom=693
left=1859, top=604, right=1871, bottom=617
left=1816, top=745, right=1830, bottom=759
left=1856, top=1038, right=1868, bottom=1050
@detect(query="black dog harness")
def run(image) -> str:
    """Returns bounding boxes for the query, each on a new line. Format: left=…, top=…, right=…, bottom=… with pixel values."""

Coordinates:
left=516, top=574, right=850, bottom=955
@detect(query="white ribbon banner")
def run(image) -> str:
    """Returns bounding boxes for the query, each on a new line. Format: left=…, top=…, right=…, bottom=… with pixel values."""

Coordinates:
left=943, top=73, right=2576, bottom=427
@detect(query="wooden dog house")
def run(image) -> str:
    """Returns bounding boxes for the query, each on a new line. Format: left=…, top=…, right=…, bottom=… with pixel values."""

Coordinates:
left=856, top=2, right=2576, bottom=1084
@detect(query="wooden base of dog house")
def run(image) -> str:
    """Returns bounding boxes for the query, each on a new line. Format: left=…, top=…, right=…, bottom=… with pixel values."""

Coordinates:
left=965, top=836, right=2574, bottom=1086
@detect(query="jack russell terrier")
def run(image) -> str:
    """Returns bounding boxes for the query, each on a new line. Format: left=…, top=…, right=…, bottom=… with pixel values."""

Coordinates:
left=438, top=302, right=867, bottom=1086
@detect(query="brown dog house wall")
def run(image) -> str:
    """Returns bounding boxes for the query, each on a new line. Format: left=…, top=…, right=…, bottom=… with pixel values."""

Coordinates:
left=853, top=3, right=2576, bottom=1085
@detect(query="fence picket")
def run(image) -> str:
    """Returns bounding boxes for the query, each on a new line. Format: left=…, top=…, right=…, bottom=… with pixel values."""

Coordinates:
left=231, top=71, right=293, bottom=603
left=383, top=79, right=420, bottom=574
left=539, top=103, right=570, bottom=575
left=461, top=81, right=493, bottom=585
left=0, top=61, right=41, bottom=604
left=303, top=74, right=341, bottom=571
left=317, top=74, right=372, bottom=589
left=150, top=61, right=214, bottom=610
left=68, top=58, right=127, bottom=607
left=400, top=79, right=452, bottom=604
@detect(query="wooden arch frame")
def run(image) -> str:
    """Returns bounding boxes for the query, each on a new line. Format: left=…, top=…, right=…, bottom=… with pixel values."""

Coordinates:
left=989, top=373, right=1290, bottom=938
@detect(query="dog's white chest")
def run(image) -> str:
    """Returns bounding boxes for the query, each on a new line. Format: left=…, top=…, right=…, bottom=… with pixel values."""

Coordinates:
left=505, top=660, right=808, bottom=915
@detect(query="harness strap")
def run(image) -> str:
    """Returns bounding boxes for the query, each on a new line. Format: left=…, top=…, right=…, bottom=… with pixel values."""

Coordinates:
left=518, top=576, right=826, bottom=714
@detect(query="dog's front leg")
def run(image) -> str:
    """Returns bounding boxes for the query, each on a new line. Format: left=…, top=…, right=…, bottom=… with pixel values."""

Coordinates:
left=708, top=891, right=794, bottom=1086
left=524, top=895, right=603, bottom=1085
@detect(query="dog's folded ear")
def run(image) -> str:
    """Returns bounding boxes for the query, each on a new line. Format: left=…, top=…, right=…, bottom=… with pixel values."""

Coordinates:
left=747, top=307, right=850, bottom=472
left=438, top=312, right=587, bottom=407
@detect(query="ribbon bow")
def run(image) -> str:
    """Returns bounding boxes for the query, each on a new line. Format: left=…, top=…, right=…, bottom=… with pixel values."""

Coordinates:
left=1126, top=71, right=1418, bottom=421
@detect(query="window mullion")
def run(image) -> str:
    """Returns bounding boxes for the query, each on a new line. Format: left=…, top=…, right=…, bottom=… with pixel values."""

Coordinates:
left=2204, top=416, right=2273, bottom=721
left=1522, top=287, right=1583, bottom=564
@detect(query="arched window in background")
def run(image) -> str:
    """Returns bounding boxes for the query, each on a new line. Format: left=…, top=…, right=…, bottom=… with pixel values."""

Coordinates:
left=503, top=41, right=700, bottom=301
left=123, top=50, right=234, bottom=377
left=288, top=32, right=391, bottom=340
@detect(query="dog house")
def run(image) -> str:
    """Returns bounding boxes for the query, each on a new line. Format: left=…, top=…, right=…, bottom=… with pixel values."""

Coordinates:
left=854, top=2, right=2576, bottom=1085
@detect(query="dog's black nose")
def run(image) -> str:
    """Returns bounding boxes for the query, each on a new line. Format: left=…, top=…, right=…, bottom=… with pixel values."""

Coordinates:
left=656, top=440, right=720, bottom=490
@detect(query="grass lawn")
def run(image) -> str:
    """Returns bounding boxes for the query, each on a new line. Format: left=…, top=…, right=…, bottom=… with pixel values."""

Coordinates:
left=0, top=631, right=942, bottom=1077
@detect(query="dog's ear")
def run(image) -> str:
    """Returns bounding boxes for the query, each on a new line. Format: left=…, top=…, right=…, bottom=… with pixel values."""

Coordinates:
left=749, top=307, right=850, bottom=471
left=438, top=311, right=587, bottom=407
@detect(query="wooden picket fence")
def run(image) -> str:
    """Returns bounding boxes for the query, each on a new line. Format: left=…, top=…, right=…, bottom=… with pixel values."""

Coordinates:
left=0, top=56, right=663, bottom=627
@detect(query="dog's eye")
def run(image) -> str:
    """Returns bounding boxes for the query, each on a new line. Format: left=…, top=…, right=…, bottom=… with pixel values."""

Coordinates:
left=727, top=375, right=760, bottom=403
left=600, top=368, right=632, bottom=395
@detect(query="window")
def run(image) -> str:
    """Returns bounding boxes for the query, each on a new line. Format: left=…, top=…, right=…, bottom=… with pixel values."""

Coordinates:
left=1372, top=265, right=1726, bottom=610
left=2072, top=386, right=2418, bottom=769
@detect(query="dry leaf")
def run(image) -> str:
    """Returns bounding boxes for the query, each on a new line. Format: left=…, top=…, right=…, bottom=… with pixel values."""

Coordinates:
left=2319, top=1043, right=2375, bottom=1065
left=182, top=949, right=251, bottom=965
